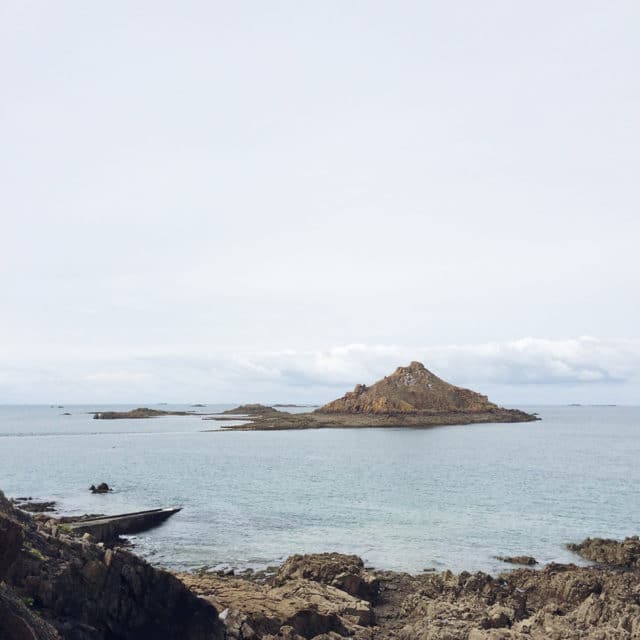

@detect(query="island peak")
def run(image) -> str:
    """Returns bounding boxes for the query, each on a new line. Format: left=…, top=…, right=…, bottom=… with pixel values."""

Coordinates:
left=317, top=361, right=498, bottom=415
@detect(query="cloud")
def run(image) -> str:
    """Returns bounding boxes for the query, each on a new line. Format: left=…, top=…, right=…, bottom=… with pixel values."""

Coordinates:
left=0, top=337, right=639, bottom=403
left=228, top=337, right=640, bottom=388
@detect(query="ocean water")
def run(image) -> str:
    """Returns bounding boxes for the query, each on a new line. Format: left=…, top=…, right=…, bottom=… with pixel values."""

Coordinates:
left=0, top=404, right=638, bottom=575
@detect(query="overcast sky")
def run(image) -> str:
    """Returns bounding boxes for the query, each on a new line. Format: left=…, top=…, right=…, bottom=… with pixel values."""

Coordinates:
left=1, top=1, right=639, bottom=404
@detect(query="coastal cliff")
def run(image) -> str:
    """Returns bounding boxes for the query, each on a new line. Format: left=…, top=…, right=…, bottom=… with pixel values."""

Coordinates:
left=213, top=361, right=537, bottom=431
left=0, top=491, right=225, bottom=640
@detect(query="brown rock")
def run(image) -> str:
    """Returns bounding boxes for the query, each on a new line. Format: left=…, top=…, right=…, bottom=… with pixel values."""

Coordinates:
left=179, top=569, right=374, bottom=639
left=0, top=490, right=225, bottom=640
left=568, top=536, right=640, bottom=568
left=317, top=361, right=500, bottom=414
left=275, top=553, right=379, bottom=603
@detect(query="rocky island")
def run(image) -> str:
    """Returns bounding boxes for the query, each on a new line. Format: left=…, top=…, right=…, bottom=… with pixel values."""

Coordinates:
left=213, top=361, right=537, bottom=431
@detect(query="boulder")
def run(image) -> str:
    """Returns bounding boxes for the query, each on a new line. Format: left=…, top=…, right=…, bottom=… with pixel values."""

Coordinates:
left=90, top=483, right=111, bottom=494
left=180, top=570, right=375, bottom=639
left=275, top=553, right=379, bottom=603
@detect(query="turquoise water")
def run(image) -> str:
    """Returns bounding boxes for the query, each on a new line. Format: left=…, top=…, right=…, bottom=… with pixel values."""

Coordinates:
left=1, top=405, right=638, bottom=574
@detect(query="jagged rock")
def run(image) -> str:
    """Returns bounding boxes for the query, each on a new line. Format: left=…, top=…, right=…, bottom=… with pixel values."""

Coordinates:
left=0, top=511, right=23, bottom=578
left=568, top=536, right=640, bottom=568
left=0, top=582, right=61, bottom=640
left=388, top=563, right=640, bottom=639
left=275, top=553, right=379, bottom=603
left=179, top=568, right=375, bottom=639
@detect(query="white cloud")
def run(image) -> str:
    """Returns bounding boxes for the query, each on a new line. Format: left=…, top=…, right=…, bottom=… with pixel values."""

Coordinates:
left=0, top=337, right=638, bottom=404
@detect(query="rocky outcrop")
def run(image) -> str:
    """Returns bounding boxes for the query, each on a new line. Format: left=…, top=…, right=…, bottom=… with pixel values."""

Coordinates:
left=387, top=563, right=640, bottom=639
left=317, top=361, right=500, bottom=414
left=568, top=536, right=640, bottom=568
left=12, top=498, right=57, bottom=513
left=274, top=553, right=379, bottom=603
left=179, top=550, right=640, bottom=639
left=0, top=583, right=61, bottom=640
left=0, top=490, right=225, bottom=640
left=180, top=568, right=374, bottom=639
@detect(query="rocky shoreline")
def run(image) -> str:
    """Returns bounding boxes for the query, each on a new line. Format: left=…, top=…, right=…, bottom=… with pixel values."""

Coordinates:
left=2, top=489, right=639, bottom=639
left=208, top=407, right=537, bottom=431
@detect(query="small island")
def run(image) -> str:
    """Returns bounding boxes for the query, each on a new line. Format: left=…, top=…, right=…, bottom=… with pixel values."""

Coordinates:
left=212, top=361, right=538, bottom=431
left=93, top=408, right=198, bottom=420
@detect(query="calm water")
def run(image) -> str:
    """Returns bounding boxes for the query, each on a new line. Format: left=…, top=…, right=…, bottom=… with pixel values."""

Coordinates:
left=1, top=404, right=638, bottom=574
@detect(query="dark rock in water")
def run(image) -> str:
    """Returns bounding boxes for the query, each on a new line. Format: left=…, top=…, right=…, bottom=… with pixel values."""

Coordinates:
left=568, top=536, right=640, bottom=568
left=497, top=555, right=538, bottom=566
left=0, top=489, right=225, bottom=640
left=90, top=483, right=112, bottom=494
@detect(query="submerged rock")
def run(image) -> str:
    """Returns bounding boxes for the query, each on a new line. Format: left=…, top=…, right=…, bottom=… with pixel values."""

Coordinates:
left=496, top=555, right=538, bottom=566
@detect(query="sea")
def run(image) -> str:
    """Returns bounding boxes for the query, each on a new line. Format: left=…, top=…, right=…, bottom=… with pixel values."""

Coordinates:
left=1, top=404, right=638, bottom=575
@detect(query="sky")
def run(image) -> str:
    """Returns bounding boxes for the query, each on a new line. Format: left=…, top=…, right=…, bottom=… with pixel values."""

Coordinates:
left=1, top=1, right=639, bottom=404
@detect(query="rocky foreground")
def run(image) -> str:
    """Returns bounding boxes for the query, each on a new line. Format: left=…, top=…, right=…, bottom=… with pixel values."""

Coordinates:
left=2, top=488, right=640, bottom=639
left=179, top=547, right=640, bottom=639
left=213, top=362, right=537, bottom=431
left=0, top=490, right=225, bottom=640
